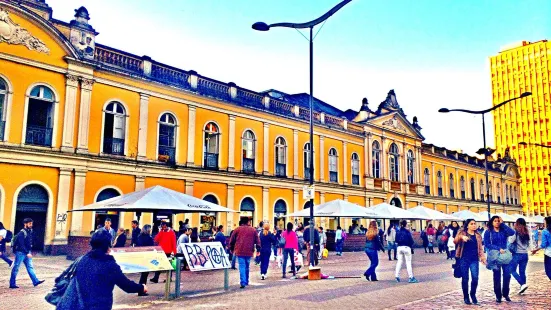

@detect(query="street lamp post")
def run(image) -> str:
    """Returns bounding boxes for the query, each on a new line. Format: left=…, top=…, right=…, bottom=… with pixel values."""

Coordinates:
left=252, top=0, right=352, bottom=268
left=439, top=92, right=531, bottom=222
left=519, top=141, right=551, bottom=216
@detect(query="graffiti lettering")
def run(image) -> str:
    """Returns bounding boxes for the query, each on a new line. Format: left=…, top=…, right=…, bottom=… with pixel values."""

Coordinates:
left=182, top=242, right=230, bottom=271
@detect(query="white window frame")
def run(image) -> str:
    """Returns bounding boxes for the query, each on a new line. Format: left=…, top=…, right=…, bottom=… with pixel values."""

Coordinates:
left=407, top=150, right=414, bottom=184
left=241, top=129, right=256, bottom=172
left=100, top=100, right=129, bottom=156
left=0, top=75, right=13, bottom=142
left=22, top=83, right=59, bottom=148
left=274, top=136, right=287, bottom=176
left=156, top=112, right=179, bottom=162
left=372, top=141, right=380, bottom=179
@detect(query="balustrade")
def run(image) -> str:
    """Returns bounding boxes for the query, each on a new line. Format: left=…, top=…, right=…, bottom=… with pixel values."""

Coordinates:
left=94, top=46, right=142, bottom=73
left=25, top=125, right=52, bottom=146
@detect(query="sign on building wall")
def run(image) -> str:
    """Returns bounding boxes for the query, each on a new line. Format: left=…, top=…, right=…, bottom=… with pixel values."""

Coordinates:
left=181, top=242, right=230, bottom=271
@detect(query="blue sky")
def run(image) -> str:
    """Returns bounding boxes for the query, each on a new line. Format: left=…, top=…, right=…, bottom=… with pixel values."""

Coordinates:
left=48, top=0, right=551, bottom=155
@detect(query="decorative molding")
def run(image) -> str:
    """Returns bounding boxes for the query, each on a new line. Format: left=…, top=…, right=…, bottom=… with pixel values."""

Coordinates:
left=65, top=74, right=79, bottom=87
left=80, top=78, right=94, bottom=90
left=381, top=115, right=407, bottom=132
left=0, top=8, right=49, bottom=54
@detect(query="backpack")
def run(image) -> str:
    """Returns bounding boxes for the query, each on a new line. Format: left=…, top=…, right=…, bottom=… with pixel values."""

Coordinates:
left=4, top=230, right=13, bottom=243
left=12, top=229, right=27, bottom=253
left=441, top=229, right=449, bottom=243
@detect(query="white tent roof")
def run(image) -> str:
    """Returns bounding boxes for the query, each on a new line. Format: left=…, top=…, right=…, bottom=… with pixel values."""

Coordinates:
left=367, top=203, right=430, bottom=220
left=494, top=212, right=518, bottom=223
left=509, top=214, right=540, bottom=224
left=70, top=185, right=235, bottom=214
left=452, top=210, right=486, bottom=222
left=531, top=215, right=546, bottom=224
left=408, top=205, right=462, bottom=221
left=286, top=199, right=382, bottom=218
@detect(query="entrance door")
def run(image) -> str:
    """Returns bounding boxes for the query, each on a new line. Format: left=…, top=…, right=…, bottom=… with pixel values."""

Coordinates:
left=94, top=188, right=121, bottom=231
left=274, top=199, right=287, bottom=231
left=15, top=184, right=49, bottom=252
left=239, top=197, right=255, bottom=225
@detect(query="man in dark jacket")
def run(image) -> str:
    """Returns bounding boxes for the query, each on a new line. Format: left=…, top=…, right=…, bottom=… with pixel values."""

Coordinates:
left=394, top=220, right=419, bottom=283
left=131, top=220, right=140, bottom=247
left=9, top=218, right=44, bottom=289
left=303, top=224, right=320, bottom=266
left=57, top=229, right=146, bottom=309
left=229, top=218, right=260, bottom=288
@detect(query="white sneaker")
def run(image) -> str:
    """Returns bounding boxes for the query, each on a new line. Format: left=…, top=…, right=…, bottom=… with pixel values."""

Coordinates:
left=260, top=274, right=265, bottom=280
left=519, top=284, right=528, bottom=294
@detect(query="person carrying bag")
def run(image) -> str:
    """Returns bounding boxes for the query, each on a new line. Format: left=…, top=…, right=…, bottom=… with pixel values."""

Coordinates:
left=483, top=216, right=515, bottom=303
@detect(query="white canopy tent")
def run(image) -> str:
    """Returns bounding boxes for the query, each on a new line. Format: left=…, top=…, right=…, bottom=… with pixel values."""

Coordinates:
left=285, top=199, right=383, bottom=218
left=509, top=214, right=540, bottom=224
left=531, top=215, right=546, bottom=224
left=368, top=203, right=430, bottom=220
left=452, top=210, right=486, bottom=222
left=408, top=206, right=462, bottom=221
left=494, top=212, right=518, bottom=223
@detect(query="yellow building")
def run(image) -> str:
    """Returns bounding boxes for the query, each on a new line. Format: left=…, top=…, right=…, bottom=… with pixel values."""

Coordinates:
left=0, top=1, right=522, bottom=253
left=491, top=40, right=551, bottom=216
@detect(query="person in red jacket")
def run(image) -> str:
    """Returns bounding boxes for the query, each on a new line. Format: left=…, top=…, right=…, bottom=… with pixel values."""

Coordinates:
left=229, top=218, right=260, bottom=289
left=150, top=221, right=176, bottom=283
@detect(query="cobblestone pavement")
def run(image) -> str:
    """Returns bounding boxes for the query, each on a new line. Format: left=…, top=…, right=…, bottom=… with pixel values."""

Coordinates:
left=0, top=251, right=547, bottom=309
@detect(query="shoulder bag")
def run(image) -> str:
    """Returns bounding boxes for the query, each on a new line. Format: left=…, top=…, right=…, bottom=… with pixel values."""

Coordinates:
left=45, top=256, right=83, bottom=306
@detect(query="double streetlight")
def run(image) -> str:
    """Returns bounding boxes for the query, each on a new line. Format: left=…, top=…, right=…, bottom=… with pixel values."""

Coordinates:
left=519, top=141, right=551, bottom=214
left=439, top=92, right=531, bottom=222
left=253, top=0, right=352, bottom=268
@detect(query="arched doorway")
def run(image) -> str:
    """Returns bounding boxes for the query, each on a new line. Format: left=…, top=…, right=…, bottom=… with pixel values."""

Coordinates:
left=15, top=184, right=49, bottom=251
left=200, top=194, right=218, bottom=236
left=240, top=197, right=255, bottom=225
left=274, top=199, right=287, bottom=231
left=94, top=188, right=120, bottom=232
left=390, top=197, right=402, bottom=208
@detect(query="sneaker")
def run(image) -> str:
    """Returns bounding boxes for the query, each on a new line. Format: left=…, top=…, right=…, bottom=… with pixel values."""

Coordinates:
left=149, top=278, right=159, bottom=283
left=261, top=274, right=265, bottom=280
left=395, top=277, right=400, bottom=282
left=408, top=277, right=419, bottom=283
left=9, top=285, right=19, bottom=289
left=240, top=285, right=245, bottom=289
left=519, top=284, right=528, bottom=295
left=138, top=292, right=149, bottom=297
left=34, top=280, right=45, bottom=287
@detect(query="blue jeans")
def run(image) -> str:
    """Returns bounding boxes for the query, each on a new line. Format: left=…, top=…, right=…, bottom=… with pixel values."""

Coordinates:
left=460, top=259, right=479, bottom=298
left=10, top=252, right=39, bottom=287
left=492, top=263, right=511, bottom=299
left=260, top=249, right=271, bottom=275
left=364, top=249, right=379, bottom=280
left=510, top=253, right=528, bottom=286
left=0, top=250, right=12, bottom=266
left=282, top=248, right=295, bottom=275
left=231, top=253, right=237, bottom=268
left=336, top=239, right=344, bottom=254
left=237, top=256, right=251, bottom=286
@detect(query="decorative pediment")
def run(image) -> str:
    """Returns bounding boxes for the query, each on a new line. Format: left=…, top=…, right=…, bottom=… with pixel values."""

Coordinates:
left=370, top=112, right=425, bottom=140
left=377, top=89, right=406, bottom=116
left=0, top=8, right=49, bottom=54
left=382, top=115, right=407, bottom=132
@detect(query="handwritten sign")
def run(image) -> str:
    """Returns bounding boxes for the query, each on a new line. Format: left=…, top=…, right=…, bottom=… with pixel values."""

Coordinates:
left=181, top=242, right=230, bottom=272
left=111, top=246, right=173, bottom=274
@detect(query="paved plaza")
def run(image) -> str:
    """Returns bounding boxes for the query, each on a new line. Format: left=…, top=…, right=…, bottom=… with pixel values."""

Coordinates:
left=0, top=250, right=548, bottom=309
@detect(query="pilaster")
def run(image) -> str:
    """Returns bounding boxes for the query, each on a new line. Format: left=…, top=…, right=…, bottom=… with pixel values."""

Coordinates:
left=227, top=184, right=235, bottom=230
left=61, top=74, right=79, bottom=152
left=186, top=105, right=196, bottom=166
left=293, top=129, right=299, bottom=178
left=70, top=169, right=87, bottom=236
left=54, top=168, right=72, bottom=243
left=343, top=141, right=348, bottom=184
left=319, top=136, right=325, bottom=182
left=137, top=94, right=149, bottom=160
left=263, top=123, right=270, bottom=174
left=185, top=180, right=194, bottom=223
left=228, top=115, right=236, bottom=171
left=262, top=187, right=269, bottom=223
left=76, top=78, right=94, bottom=153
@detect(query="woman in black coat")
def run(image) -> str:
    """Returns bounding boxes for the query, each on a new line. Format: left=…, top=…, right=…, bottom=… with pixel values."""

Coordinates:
left=57, top=229, right=146, bottom=310
left=136, top=224, right=154, bottom=296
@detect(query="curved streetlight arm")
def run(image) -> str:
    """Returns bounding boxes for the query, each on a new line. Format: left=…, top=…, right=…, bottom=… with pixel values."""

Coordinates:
left=440, top=92, right=531, bottom=115
left=520, top=141, right=551, bottom=149
left=267, top=0, right=352, bottom=29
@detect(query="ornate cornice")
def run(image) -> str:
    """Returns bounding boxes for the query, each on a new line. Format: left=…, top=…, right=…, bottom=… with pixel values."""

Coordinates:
left=0, top=8, right=49, bottom=54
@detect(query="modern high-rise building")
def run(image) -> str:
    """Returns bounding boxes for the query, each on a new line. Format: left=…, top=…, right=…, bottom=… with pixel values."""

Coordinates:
left=491, top=40, right=551, bottom=216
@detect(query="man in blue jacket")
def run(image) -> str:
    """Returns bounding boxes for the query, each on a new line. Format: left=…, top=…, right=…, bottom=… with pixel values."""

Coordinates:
left=9, top=218, right=44, bottom=289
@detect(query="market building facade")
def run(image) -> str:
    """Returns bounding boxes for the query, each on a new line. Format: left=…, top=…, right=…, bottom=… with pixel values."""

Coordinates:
left=0, top=1, right=522, bottom=253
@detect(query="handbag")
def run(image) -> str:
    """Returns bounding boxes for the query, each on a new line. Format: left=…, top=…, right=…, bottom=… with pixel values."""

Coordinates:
left=488, top=231, right=513, bottom=265
left=278, top=234, right=286, bottom=248
left=453, top=258, right=462, bottom=278
left=45, top=256, right=83, bottom=306
left=508, top=233, right=518, bottom=254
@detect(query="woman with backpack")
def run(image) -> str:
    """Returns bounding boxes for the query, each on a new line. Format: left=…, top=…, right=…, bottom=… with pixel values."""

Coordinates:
left=454, top=219, right=486, bottom=305
left=0, top=222, right=13, bottom=266
left=532, top=216, right=551, bottom=282
left=484, top=215, right=515, bottom=303
left=509, top=218, right=531, bottom=295
left=258, top=224, right=276, bottom=280
left=364, top=221, right=384, bottom=281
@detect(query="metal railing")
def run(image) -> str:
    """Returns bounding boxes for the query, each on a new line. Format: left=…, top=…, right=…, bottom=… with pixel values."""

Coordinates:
left=352, top=174, right=360, bottom=185
left=94, top=46, right=142, bottom=73
left=275, top=163, right=286, bottom=177
left=304, top=168, right=311, bottom=180
left=0, top=120, right=4, bottom=141
left=103, top=137, right=125, bottom=155
left=158, top=145, right=176, bottom=164
left=425, top=186, right=430, bottom=195
left=329, top=171, right=338, bottom=183
left=204, top=152, right=219, bottom=169
left=243, top=158, right=255, bottom=173
left=25, top=125, right=52, bottom=146
left=151, top=64, right=190, bottom=89
left=197, top=77, right=230, bottom=101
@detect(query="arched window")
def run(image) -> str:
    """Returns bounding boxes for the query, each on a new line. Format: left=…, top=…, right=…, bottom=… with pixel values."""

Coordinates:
left=240, top=197, right=255, bottom=224
left=470, top=178, right=475, bottom=201
left=103, top=101, right=126, bottom=155
left=203, top=194, right=219, bottom=204
left=480, top=180, right=485, bottom=201
left=242, top=130, right=255, bottom=173
left=389, top=143, right=399, bottom=182
left=351, top=153, right=360, bottom=185
left=437, top=171, right=443, bottom=196
left=497, top=183, right=501, bottom=203
left=303, top=142, right=312, bottom=180
left=489, top=182, right=493, bottom=202
left=510, top=185, right=514, bottom=205
left=95, top=188, right=121, bottom=231
left=275, top=137, right=287, bottom=177
left=505, top=184, right=509, bottom=204
left=460, top=176, right=466, bottom=199
left=158, top=113, right=176, bottom=164
left=15, top=184, right=49, bottom=251
left=449, top=173, right=455, bottom=198
left=204, top=122, right=220, bottom=169
left=372, top=141, right=380, bottom=178
left=0, top=78, right=7, bottom=140
left=26, top=85, right=55, bottom=146
left=407, top=150, right=414, bottom=184
left=274, top=199, right=287, bottom=230
left=514, top=186, right=518, bottom=205
left=424, top=168, right=430, bottom=194
left=201, top=194, right=219, bottom=233
left=328, top=148, right=338, bottom=182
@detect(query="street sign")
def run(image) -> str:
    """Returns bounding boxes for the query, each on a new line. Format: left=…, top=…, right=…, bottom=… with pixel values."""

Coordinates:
left=303, top=185, right=315, bottom=200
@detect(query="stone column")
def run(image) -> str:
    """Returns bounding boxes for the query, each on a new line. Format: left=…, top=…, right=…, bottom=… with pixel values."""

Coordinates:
left=137, top=94, right=149, bottom=160
left=186, top=105, right=196, bottom=166
left=263, top=187, right=269, bottom=223
left=54, top=168, right=72, bottom=243
left=134, top=176, right=146, bottom=223
left=228, top=115, right=236, bottom=171
left=381, top=137, right=387, bottom=179
left=293, top=189, right=299, bottom=214
left=293, top=129, right=299, bottom=178
left=61, top=74, right=79, bottom=152
left=320, top=193, right=326, bottom=204
left=431, top=162, right=436, bottom=196
left=319, top=136, right=325, bottom=182
left=185, top=180, right=194, bottom=224
left=227, top=184, right=235, bottom=232
left=343, top=141, right=348, bottom=185
left=444, top=165, right=448, bottom=197
left=365, top=133, right=371, bottom=178
left=76, top=78, right=94, bottom=153
left=263, top=123, right=270, bottom=174
left=70, top=169, right=87, bottom=236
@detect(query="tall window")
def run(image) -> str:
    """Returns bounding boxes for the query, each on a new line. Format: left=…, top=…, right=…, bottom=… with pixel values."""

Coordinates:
left=26, top=85, right=55, bottom=146
left=103, top=101, right=126, bottom=155
left=158, top=113, right=176, bottom=163
left=204, top=122, right=220, bottom=169
left=505, top=184, right=509, bottom=204
left=303, top=143, right=312, bottom=180
left=460, top=176, right=466, bottom=199
left=0, top=78, right=7, bottom=141
left=437, top=171, right=443, bottom=196
left=242, top=130, right=255, bottom=173
left=488, top=182, right=493, bottom=202
left=449, top=173, right=455, bottom=198
left=470, top=178, right=475, bottom=201
left=372, top=141, right=380, bottom=178
left=497, top=183, right=501, bottom=203
left=424, top=168, right=430, bottom=194
left=351, top=153, right=360, bottom=185
left=275, top=137, right=287, bottom=177
left=389, top=143, right=399, bottom=182
left=407, top=150, right=414, bottom=184
left=514, top=186, right=518, bottom=204
left=480, top=180, right=484, bottom=201
left=329, top=148, right=338, bottom=183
